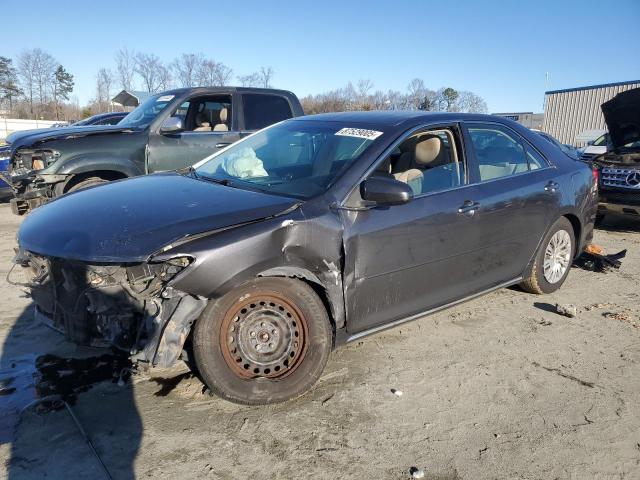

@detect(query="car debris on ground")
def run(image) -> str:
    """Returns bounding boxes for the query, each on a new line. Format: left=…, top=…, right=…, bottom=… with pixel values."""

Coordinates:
left=555, top=303, right=578, bottom=318
left=574, top=244, right=627, bottom=273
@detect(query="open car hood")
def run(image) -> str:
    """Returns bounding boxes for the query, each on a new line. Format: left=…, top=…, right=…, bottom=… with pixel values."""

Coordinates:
left=601, top=88, right=640, bottom=151
left=18, top=172, right=299, bottom=262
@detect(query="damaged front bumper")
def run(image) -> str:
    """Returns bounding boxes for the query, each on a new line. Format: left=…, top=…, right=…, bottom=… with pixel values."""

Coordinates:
left=12, top=251, right=207, bottom=368
left=8, top=173, right=68, bottom=216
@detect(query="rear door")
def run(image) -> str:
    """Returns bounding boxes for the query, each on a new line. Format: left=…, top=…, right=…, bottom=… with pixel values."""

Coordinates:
left=462, top=122, right=562, bottom=284
left=147, top=93, right=241, bottom=173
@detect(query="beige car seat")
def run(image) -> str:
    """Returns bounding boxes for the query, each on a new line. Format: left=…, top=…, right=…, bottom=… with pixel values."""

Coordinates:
left=213, top=108, right=229, bottom=131
left=193, top=112, right=211, bottom=132
left=393, top=135, right=444, bottom=194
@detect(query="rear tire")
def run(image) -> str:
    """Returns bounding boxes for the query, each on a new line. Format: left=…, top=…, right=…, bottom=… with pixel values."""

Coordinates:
left=66, top=176, right=109, bottom=193
left=520, top=217, right=575, bottom=294
left=193, top=277, right=332, bottom=405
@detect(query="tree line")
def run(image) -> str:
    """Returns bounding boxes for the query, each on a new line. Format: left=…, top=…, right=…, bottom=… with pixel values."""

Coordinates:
left=1, top=50, right=74, bottom=120
left=1, top=48, right=488, bottom=121
left=301, top=78, right=488, bottom=114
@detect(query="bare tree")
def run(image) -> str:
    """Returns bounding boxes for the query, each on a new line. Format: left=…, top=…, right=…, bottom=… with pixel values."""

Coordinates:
left=33, top=49, right=56, bottom=105
left=237, top=72, right=261, bottom=87
left=213, top=62, right=233, bottom=86
left=17, top=50, right=36, bottom=114
left=456, top=90, right=488, bottom=113
left=357, top=79, right=373, bottom=99
left=172, top=53, right=203, bottom=87
left=17, top=48, right=56, bottom=117
left=96, top=68, right=115, bottom=111
left=258, top=66, right=274, bottom=88
left=134, top=53, right=170, bottom=92
left=115, top=48, right=136, bottom=91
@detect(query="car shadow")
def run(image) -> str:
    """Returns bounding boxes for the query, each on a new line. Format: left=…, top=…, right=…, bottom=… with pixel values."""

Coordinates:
left=1, top=303, right=142, bottom=479
left=595, top=212, right=640, bottom=233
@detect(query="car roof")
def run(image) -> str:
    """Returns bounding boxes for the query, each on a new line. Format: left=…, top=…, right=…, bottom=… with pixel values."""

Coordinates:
left=294, top=110, right=508, bottom=128
left=157, top=86, right=298, bottom=97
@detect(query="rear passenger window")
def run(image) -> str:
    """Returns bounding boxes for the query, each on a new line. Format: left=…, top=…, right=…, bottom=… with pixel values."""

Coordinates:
left=525, top=145, right=547, bottom=170
left=468, top=126, right=533, bottom=181
left=243, top=94, right=293, bottom=131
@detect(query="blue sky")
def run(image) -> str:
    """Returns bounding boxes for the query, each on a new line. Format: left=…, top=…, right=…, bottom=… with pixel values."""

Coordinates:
left=3, top=0, right=639, bottom=112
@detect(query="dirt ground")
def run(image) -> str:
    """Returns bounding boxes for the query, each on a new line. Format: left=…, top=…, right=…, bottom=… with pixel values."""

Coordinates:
left=0, top=202, right=639, bottom=480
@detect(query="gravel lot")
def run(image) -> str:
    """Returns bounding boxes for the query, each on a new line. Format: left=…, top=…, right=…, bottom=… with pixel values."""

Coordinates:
left=0, top=202, right=639, bottom=480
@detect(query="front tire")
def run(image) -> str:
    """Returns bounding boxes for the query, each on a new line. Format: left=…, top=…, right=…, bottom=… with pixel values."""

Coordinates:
left=66, top=176, right=109, bottom=193
left=520, top=217, right=575, bottom=294
left=193, top=277, right=332, bottom=405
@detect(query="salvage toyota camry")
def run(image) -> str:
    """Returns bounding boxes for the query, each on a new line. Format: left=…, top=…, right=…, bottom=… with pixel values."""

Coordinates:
left=14, top=112, right=597, bottom=404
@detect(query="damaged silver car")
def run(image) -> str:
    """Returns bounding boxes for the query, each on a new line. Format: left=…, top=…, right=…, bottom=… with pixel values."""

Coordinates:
left=14, top=112, right=597, bottom=404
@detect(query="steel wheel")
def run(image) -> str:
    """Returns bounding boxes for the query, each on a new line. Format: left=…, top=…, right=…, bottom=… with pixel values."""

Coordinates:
left=543, top=229, right=572, bottom=284
left=220, top=293, right=309, bottom=379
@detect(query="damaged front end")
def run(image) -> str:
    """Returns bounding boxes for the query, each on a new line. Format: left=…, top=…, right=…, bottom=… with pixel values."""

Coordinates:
left=12, top=251, right=207, bottom=368
left=9, top=148, right=65, bottom=215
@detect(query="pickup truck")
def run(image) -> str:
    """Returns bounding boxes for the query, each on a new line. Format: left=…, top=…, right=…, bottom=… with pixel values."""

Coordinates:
left=5, top=87, right=304, bottom=215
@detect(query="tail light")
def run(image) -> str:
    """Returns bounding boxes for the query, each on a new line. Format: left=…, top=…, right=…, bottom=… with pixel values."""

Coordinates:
left=591, top=167, right=599, bottom=192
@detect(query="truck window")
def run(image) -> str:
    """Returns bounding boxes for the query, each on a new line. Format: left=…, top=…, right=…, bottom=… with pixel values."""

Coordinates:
left=243, top=94, right=293, bottom=131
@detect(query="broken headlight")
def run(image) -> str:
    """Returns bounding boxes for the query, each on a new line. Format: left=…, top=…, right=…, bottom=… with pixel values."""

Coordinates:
left=15, top=148, right=60, bottom=171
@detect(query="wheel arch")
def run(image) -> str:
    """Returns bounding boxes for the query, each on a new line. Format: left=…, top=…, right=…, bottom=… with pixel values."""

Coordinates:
left=257, top=267, right=339, bottom=345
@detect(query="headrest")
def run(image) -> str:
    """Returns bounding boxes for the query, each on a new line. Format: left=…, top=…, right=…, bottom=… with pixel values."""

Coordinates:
left=414, top=135, right=443, bottom=166
left=219, top=108, right=228, bottom=123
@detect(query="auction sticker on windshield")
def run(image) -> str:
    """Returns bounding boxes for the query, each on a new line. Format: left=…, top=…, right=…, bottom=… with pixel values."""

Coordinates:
left=157, top=95, right=175, bottom=102
left=335, top=128, right=383, bottom=140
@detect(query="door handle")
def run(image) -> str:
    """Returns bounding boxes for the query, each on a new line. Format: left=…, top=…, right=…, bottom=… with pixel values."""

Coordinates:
left=458, top=200, right=480, bottom=217
left=544, top=181, right=560, bottom=193
left=215, top=142, right=231, bottom=148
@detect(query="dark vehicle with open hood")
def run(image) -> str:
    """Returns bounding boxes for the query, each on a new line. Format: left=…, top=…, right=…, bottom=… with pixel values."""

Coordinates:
left=13, top=111, right=597, bottom=405
left=587, top=88, right=640, bottom=219
left=4, top=86, right=303, bottom=215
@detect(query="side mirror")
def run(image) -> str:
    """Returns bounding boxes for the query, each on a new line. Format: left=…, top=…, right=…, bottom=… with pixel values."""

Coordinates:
left=586, top=140, right=594, bottom=146
left=360, top=176, right=413, bottom=205
left=160, top=116, right=183, bottom=134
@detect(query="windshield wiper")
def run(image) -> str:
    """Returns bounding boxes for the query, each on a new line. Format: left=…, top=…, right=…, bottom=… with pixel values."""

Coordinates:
left=196, top=173, right=234, bottom=187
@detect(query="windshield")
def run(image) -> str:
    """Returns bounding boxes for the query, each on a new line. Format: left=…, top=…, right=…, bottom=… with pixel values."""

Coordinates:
left=195, top=121, right=384, bottom=199
left=118, top=94, right=176, bottom=128
left=593, top=134, right=608, bottom=146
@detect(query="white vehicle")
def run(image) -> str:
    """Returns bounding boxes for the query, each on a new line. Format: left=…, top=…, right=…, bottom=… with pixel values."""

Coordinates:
left=578, top=133, right=608, bottom=161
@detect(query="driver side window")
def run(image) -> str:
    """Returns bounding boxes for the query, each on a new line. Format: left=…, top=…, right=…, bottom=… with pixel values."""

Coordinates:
left=179, top=96, right=232, bottom=133
left=382, top=128, right=466, bottom=196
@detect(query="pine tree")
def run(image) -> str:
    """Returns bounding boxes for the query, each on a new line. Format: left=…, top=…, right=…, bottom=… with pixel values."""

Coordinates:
left=53, top=65, right=74, bottom=120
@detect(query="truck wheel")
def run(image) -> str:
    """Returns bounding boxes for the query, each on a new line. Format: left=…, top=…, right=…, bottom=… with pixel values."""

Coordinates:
left=193, top=277, right=332, bottom=405
left=520, top=217, right=575, bottom=294
left=67, top=177, right=109, bottom=193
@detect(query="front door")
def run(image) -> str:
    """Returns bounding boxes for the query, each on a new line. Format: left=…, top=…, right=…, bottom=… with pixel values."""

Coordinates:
left=342, top=125, right=488, bottom=334
left=147, top=95, right=241, bottom=173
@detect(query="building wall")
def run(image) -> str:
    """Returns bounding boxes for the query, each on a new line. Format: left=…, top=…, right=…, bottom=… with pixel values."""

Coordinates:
left=543, top=81, right=640, bottom=147
left=493, top=112, right=544, bottom=130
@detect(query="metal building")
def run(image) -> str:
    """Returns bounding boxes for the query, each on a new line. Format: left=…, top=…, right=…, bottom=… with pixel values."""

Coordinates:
left=543, top=80, right=640, bottom=147
left=492, top=112, right=544, bottom=129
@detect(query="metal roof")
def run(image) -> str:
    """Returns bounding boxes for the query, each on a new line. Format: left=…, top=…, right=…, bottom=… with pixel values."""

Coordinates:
left=112, top=90, right=153, bottom=107
left=545, top=80, right=640, bottom=96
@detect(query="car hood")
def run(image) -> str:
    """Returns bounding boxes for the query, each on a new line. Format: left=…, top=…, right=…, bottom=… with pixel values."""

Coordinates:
left=18, top=172, right=300, bottom=262
left=601, top=88, right=640, bottom=151
left=6, top=128, right=54, bottom=145
left=9, top=124, right=138, bottom=152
